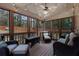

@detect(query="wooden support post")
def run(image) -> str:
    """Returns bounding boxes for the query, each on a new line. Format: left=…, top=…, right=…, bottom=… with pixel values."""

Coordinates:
left=27, top=17, right=30, bottom=37
left=36, top=19, right=39, bottom=36
left=9, top=11, right=14, bottom=40
left=72, top=4, right=75, bottom=32
left=59, top=19, right=62, bottom=37
left=72, top=16, right=75, bottom=32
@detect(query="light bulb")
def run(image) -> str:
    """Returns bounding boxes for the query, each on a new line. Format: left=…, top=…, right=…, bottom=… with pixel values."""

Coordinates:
left=12, top=3, right=16, bottom=6
left=43, top=10, right=48, bottom=15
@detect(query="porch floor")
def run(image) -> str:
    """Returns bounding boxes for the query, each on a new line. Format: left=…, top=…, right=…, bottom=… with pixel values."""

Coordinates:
left=29, top=40, right=54, bottom=56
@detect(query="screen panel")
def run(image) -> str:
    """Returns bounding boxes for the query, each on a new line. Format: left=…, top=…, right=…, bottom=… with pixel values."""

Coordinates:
left=0, top=9, right=9, bottom=33
left=62, top=17, right=72, bottom=30
left=13, top=13, right=28, bottom=33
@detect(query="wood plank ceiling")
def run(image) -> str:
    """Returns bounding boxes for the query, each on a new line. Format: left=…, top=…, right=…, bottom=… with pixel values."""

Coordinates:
left=0, top=3, right=77, bottom=20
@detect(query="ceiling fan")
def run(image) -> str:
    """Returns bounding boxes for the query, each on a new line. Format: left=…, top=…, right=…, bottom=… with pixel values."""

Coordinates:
left=40, top=3, right=52, bottom=11
left=40, top=3, right=49, bottom=15
left=44, top=3, right=48, bottom=10
left=40, top=3, right=57, bottom=11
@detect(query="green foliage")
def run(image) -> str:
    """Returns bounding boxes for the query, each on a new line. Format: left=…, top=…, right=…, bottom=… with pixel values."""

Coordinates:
left=0, top=10, right=9, bottom=26
left=45, top=21, right=51, bottom=29
left=14, top=14, right=22, bottom=27
left=52, top=20, right=59, bottom=29
left=62, top=17, right=72, bottom=29
left=51, top=17, right=72, bottom=30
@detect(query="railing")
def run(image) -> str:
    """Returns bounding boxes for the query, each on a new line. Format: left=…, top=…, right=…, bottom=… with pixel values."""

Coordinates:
left=14, top=32, right=28, bottom=44
left=0, top=33, right=10, bottom=41
left=0, top=32, right=37, bottom=44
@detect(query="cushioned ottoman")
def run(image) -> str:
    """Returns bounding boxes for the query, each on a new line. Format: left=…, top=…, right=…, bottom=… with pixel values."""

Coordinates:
left=7, top=44, right=18, bottom=52
left=7, top=44, right=18, bottom=55
left=12, top=44, right=29, bottom=56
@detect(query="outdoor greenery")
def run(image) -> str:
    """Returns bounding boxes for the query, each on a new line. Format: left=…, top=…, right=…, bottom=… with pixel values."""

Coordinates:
left=52, top=20, right=59, bottom=29
left=30, top=18, right=37, bottom=29
left=45, top=21, right=51, bottom=29
left=62, top=17, right=72, bottom=29
left=0, top=9, right=9, bottom=26
left=14, top=14, right=22, bottom=27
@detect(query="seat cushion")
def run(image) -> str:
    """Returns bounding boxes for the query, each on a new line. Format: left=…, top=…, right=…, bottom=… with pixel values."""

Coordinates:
left=43, top=33, right=49, bottom=36
left=68, top=32, right=76, bottom=46
left=58, top=34, right=70, bottom=44
left=44, top=36, right=50, bottom=39
left=0, top=41, right=7, bottom=47
left=58, top=38, right=66, bottom=44
left=0, top=37, right=2, bottom=41
left=12, top=44, right=29, bottom=54
left=7, top=44, right=17, bottom=52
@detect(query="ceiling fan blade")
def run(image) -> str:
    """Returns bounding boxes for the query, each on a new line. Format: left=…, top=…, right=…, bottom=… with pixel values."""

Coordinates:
left=49, top=6, right=57, bottom=10
left=40, top=5, right=45, bottom=9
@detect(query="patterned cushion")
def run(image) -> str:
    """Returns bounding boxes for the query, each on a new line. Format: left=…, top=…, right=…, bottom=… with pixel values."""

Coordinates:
left=44, top=33, right=49, bottom=36
left=44, top=36, right=50, bottom=39
left=0, top=41, right=7, bottom=47
left=12, top=44, right=29, bottom=54
left=58, top=38, right=66, bottom=44
left=7, top=44, right=17, bottom=52
left=58, top=34, right=70, bottom=44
